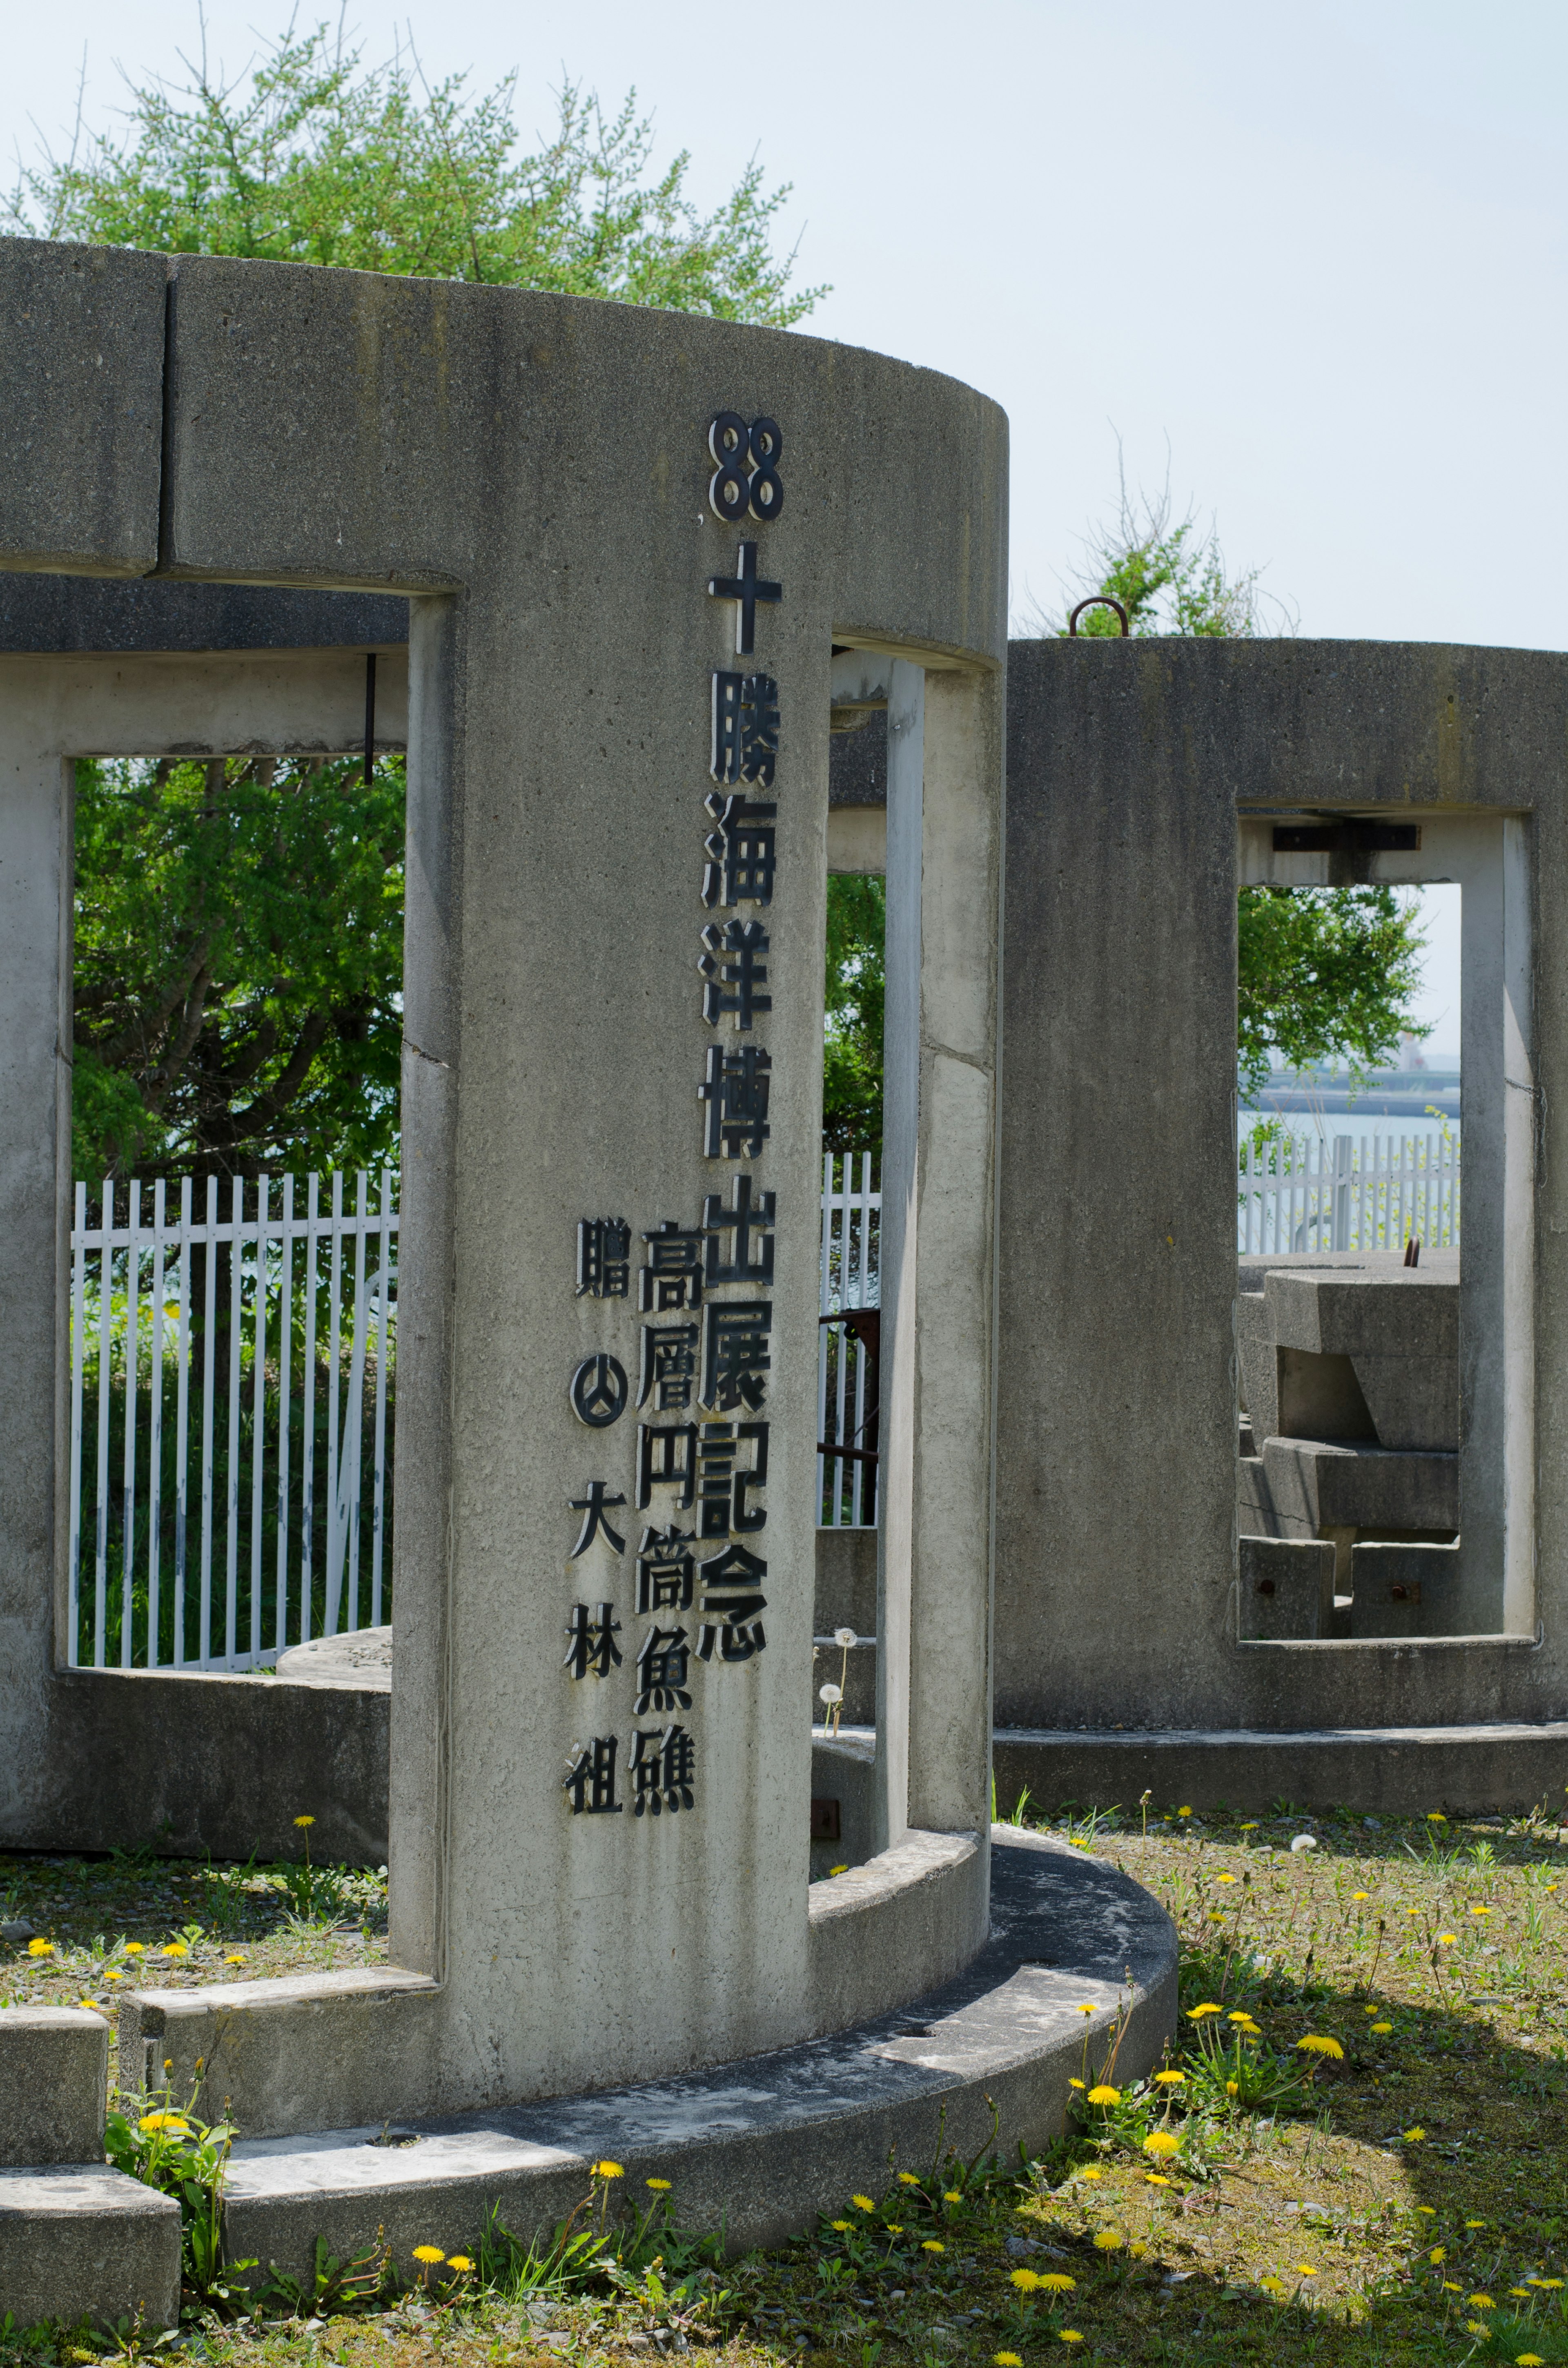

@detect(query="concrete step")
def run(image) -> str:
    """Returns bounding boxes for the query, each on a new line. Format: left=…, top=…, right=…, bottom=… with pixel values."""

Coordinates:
left=0, top=2165, right=181, bottom=2330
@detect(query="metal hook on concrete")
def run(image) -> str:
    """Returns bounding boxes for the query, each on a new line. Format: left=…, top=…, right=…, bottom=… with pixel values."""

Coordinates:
left=1068, top=596, right=1131, bottom=638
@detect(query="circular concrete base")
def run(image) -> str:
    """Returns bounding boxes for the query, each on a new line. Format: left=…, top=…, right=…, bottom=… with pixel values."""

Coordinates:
left=220, top=1830, right=1177, bottom=2284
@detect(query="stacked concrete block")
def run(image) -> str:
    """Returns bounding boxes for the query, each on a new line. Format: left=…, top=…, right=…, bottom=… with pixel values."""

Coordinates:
left=0, top=2007, right=180, bottom=2331
left=1237, top=1256, right=1460, bottom=1636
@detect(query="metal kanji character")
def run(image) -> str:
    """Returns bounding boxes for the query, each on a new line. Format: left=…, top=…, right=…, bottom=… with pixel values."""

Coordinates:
left=629, top=1724, right=697, bottom=1815
left=635, top=1524, right=695, bottom=1613
left=702, top=793, right=777, bottom=908
left=566, top=1481, right=627, bottom=1559
left=698, top=1044, right=772, bottom=1159
left=697, top=1421, right=769, bottom=1539
left=639, top=1218, right=706, bottom=1312
left=633, top=1625, right=692, bottom=1716
left=710, top=671, right=780, bottom=786
left=638, top=1320, right=699, bottom=1412
left=636, top=1421, right=697, bottom=1510
left=564, top=1736, right=623, bottom=1815
left=699, top=919, right=772, bottom=1031
left=702, top=1172, right=776, bottom=1286
left=563, top=1601, right=623, bottom=1681
left=575, top=1217, right=630, bottom=1298
left=694, top=1540, right=768, bottom=1663
left=700, top=1302, right=772, bottom=1412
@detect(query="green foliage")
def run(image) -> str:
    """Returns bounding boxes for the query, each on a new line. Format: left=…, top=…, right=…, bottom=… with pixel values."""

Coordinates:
left=1238, top=884, right=1428, bottom=1095
left=104, top=2094, right=254, bottom=2302
left=1047, top=471, right=1279, bottom=640
left=823, top=873, right=885, bottom=1155
left=73, top=751, right=404, bottom=1179
left=5, top=26, right=824, bottom=326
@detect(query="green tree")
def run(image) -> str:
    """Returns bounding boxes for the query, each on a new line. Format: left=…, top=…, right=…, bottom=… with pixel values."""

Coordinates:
left=4, top=27, right=825, bottom=324
left=73, top=751, right=404, bottom=1180
left=1238, top=884, right=1427, bottom=1096
left=822, top=874, right=884, bottom=1157
left=8, top=24, right=824, bottom=1179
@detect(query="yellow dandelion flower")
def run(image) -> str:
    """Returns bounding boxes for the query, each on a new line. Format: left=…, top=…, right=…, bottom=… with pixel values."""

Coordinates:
left=1086, top=2084, right=1121, bottom=2105
left=1430, top=2247, right=1446, bottom=2263
left=445, top=2256, right=473, bottom=2272
left=1227, top=2010, right=1255, bottom=2024
left=1155, top=2070, right=1185, bottom=2085
left=138, top=2113, right=189, bottom=2135
left=1428, top=1811, right=1447, bottom=1822
left=1403, top=2127, right=1427, bottom=2142
left=592, top=2160, right=624, bottom=2179
left=1078, top=2165, right=1102, bottom=2179
left=104, top=1969, right=122, bottom=1982
left=1037, top=2274, right=1076, bottom=2292
left=1296, top=2035, right=1344, bottom=2060
left=1226, top=2079, right=1239, bottom=2096
left=828, top=1866, right=849, bottom=1876
left=1416, top=2206, right=1437, bottom=2216
left=852, top=2194, right=875, bottom=2212
left=1076, top=2003, right=1096, bottom=2016
left=123, top=1942, right=145, bottom=1955
left=160, top=1943, right=187, bottom=1959
left=1466, top=2221, right=1488, bottom=2230
left=1177, top=1806, right=1193, bottom=1817
left=1069, top=2078, right=1086, bottom=2090
left=646, top=2178, right=672, bottom=2192
left=412, top=2245, right=445, bottom=2264
left=1296, top=2264, right=1317, bottom=2277
left=1372, top=2021, right=1393, bottom=2034
left=1146, top=2174, right=1172, bottom=2187
left=1443, top=2282, right=1463, bottom=2292
left=1439, top=1933, right=1457, bottom=1946
left=1470, top=2294, right=1497, bottom=2309
left=829, top=2220, right=851, bottom=2232
left=1216, top=1873, right=1237, bottom=1884
left=1143, top=2132, right=1180, bottom=2158
left=1534, top=2277, right=1564, bottom=2288
left=1508, top=2288, right=1532, bottom=2299
left=1516, top=2355, right=1547, bottom=2366
left=1010, top=2268, right=1042, bottom=2292
left=898, top=2171, right=920, bottom=2186
left=1129, top=2240, right=1148, bottom=2257
left=1187, top=2003, right=1223, bottom=2019
left=293, top=1815, right=316, bottom=1828
left=943, top=2190, right=962, bottom=2203
left=922, top=2241, right=944, bottom=2253
left=1093, top=2229, right=1124, bottom=2252
left=1352, top=1891, right=1370, bottom=1901
left=25, top=1940, right=53, bottom=1958
left=1260, top=2276, right=1286, bottom=2295
left=1059, top=2337, right=1085, bottom=2348
left=1239, top=1821, right=1259, bottom=1831
left=885, top=2224, right=904, bottom=2234
left=1464, top=2323, right=1490, bottom=2339
left=993, top=2356, right=1025, bottom=2367
left=224, top=1953, right=246, bottom=1966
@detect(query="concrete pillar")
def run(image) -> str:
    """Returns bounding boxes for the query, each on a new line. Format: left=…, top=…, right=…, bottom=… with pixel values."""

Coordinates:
left=876, top=663, right=1002, bottom=1848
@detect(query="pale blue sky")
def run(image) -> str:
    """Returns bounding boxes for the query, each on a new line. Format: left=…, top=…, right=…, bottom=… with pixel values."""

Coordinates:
left=6, top=0, right=1535, bottom=1045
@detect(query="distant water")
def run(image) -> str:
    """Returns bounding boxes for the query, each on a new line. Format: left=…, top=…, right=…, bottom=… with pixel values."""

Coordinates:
left=1239, top=1104, right=1457, bottom=1159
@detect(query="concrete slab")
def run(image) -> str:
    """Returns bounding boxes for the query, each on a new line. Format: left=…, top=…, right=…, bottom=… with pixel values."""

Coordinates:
left=219, top=1831, right=1175, bottom=2283
left=0, top=2165, right=180, bottom=2331
left=0, top=2008, right=108, bottom=2166
left=995, top=1717, right=1568, bottom=1818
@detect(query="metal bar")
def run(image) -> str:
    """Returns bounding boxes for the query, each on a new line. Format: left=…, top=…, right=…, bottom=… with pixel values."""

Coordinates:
left=301, top=1172, right=319, bottom=1643
left=277, top=1173, right=294, bottom=1650
left=225, top=1175, right=243, bottom=1663
left=174, top=1179, right=192, bottom=1665
left=370, top=1166, right=391, bottom=1628
left=250, top=1173, right=268, bottom=1664
left=325, top=1170, right=344, bottom=1634
left=147, top=1181, right=165, bottom=1670
left=199, top=1175, right=217, bottom=1666
left=94, top=1177, right=113, bottom=1670
left=68, top=1181, right=87, bottom=1668
left=121, top=1178, right=140, bottom=1668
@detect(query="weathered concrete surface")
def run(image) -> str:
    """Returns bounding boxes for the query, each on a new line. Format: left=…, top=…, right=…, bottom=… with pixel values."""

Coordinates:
left=0, top=2008, right=107, bottom=2166
left=996, top=636, right=1568, bottom=1742
left=0, top=239, right=166, bottom=577
left=814, top=1529, right=878, bottom=1635
left=807, top=1831, right=987, bottom=2035
left=993, top=1715, right=1566, bottom=1818
left=218, top=1831, right=1174, bottom=2284
left=1237, top=1538, right=1336, bottom=1641
left=1350, top=1541, right=1466, bottom=1638
left=0, top=573, right=407, bottom=653
left=22, top=1671, right=389, bottom=1864
left=275, top=1628, right=392, bottom=1690
left=1259, top=1438, right=1459, bottom=1534
left=809, top=1730, right=875, bottom=1877
left=0, top=2165, right=181, bottom=2330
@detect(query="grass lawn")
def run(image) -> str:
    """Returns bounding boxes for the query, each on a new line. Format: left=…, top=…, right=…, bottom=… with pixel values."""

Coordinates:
left=4, top=1794, right=1568, bottom=2364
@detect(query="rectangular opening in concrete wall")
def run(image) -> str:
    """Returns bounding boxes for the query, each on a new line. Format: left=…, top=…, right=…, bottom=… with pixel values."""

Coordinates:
left=1235, top=818, right=1534, bottom=1643
left=67, top=736, right=405, bottom=1675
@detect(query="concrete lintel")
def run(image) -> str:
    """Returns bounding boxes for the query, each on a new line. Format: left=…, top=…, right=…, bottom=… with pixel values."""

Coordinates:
left=219, top=1832, right=1175, bottom=2284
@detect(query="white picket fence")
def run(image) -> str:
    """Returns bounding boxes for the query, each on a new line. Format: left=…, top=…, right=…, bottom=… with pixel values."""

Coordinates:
left=818, top=1153, right=880, bottom=1528
left=1239, top=1130, right=1461, bottom=1255
left=69, top=1170, right=396, bottom=1672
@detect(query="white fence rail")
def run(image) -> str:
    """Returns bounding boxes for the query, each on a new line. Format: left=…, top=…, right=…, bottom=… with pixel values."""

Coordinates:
left=1239, top=1130, right=1461, bottom=1255
left=818, top=1154, right=880, bottom=1528
left=69, top=1169, right=397, bottom=1673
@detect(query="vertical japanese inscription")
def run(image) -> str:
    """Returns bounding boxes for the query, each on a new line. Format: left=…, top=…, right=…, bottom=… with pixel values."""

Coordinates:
left=562, top=411, right=787, bottom=1822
